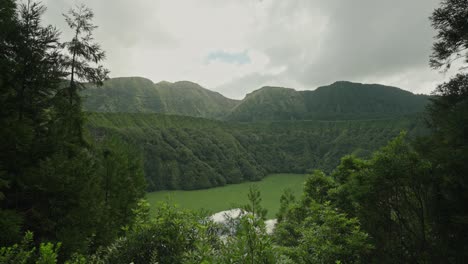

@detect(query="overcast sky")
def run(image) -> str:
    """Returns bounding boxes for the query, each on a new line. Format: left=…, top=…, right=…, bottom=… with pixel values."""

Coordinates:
left=41, top=0, right=454, bottom=99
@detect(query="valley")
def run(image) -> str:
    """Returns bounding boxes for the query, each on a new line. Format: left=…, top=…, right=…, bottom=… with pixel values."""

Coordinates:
left=2, top=0, right=466, bottom=262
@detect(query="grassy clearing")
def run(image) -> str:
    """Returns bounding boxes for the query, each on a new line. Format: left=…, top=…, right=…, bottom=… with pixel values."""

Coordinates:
left=146, top=174, right=309, bottom=219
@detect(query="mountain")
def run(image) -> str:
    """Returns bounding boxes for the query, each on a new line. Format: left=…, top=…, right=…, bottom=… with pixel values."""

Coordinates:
left=156, top=80, right=238, bottom=118
left=83, top=78, right=430, bottom=191
left=82, top=77, right=239, bottom=119
left=224, top=86, right=307, bottom=122
left=226, top=81, right=429, bottom=121
left=82, top=78, right=429, bottom=122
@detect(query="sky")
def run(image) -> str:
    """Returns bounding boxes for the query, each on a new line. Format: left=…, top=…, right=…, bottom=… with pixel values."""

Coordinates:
left=41, top=0, right=456, bottom=99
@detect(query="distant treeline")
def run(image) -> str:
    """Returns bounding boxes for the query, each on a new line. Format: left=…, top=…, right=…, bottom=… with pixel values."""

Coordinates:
left=87, top=113, right=427, bottom=191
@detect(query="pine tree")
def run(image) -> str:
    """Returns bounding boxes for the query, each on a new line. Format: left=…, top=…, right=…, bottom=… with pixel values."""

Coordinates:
left=62, top=4, right=109, bottom=105
left=60, top=4, right=109, bottom=142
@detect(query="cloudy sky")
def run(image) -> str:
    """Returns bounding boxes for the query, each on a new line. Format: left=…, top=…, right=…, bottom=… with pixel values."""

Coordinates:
left=41, top=0, right=454, bottom=99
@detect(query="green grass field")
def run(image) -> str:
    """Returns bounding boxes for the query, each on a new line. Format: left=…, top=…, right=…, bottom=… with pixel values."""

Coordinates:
left=146, top=174, right=309, bottom=219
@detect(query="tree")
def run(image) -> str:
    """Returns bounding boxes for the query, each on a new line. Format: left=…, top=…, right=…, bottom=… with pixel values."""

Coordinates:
left=0, top=0, right=65, bottom=248
left=95, top=202, right=216, bottom=264
left=62, top=4, right=109, bottom=105
left=342, top=134, right=433, bottom=262
left=0, top=232, right=61, bottom=264
left=298, top=201, right=372, bottom=264
left=15, top=0, right=62, bottom=121
left=276, top=188, right=296, bottom=222
left=0, top=1, right=145, bottom=259
left=93, top=137, right=146, bottom=247
left=302, top=170, right=336, bottom=204
left=242, top=185, right=267, bottom=220
left=274, top=181, right=372, bottom=263
left=221, top=186, right=278, bottom=264
left=423, top=0, right=468, bottom=261
left=430, top=0, right=468, bottom=70
left=220, top=214, right=277, bottom=264
left=61, top=4, right=108, bottom=142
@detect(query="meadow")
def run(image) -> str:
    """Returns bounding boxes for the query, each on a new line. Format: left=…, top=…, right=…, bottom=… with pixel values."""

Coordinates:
left=146, top=174, right=309, bottom=219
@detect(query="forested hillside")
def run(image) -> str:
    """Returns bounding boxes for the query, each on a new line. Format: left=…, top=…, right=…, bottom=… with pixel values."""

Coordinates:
left=82, top=77, right=239, bottom=118
left=82, top=78, right=429, bottom=122
left=227, top=81, right=429, bottom=121
left=87, top=112, right=427, bottom=191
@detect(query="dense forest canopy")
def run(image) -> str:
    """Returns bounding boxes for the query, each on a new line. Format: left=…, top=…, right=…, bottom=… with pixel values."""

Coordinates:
left=87, top=112, right=427, bottom=191
left=0, top=0, right=467, bottom=263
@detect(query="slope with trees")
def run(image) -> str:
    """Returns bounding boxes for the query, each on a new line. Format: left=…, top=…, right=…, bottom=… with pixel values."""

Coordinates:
left=82, top=77, right=239, bottom=119
left=87, top=112, right=427, bottom=191
left=227, top=81, right=429, bottom=121
left=83, top=78, right=430, bottom=122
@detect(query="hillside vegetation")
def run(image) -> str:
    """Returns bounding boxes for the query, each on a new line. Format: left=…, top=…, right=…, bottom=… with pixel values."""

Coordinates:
left=82, top=77, right=239, bottom=119
left=227, top=81, right=429, bottom=121
left=87, top=112, right=427, bottom=191
left=83, top=78, right=429, bottom=122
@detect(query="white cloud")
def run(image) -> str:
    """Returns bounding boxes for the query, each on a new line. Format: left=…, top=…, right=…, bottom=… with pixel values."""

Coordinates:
left=40, top=0, right=450, bottom=99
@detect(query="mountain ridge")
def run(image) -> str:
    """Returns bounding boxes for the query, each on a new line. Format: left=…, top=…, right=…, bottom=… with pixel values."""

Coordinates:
left=82, top=77, right=429, bottom=121
left=226, top=81, right=429, bottom=121
left=82, top=76, right=239, bottom=119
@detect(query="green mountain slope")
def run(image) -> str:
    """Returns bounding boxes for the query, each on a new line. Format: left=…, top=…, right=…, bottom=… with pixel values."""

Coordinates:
left=82, top=77, right=239, bottom=119
left=157, top=80, right=238, bottom=118
left=225, top=86, right=307, bottom=122
left=83, top=78, right=429, bottom=122
left=83, top=77, right=164, bottom=113
left=226, top=81, right=429, bottom=121
left=86, top=112, right=427, bottom=191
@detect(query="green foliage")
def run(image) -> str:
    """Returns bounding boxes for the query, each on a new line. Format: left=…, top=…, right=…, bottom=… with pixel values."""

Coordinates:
left=94, top=202, right=220, bottom=264
left=87, top=112, right=426, bottom=191
left=129, top=199, right=151, bottom=231
left=276, top=189, right=296, bottom=222
left=274, top=173, right=372, bottom=263
left=62, top=4, right=109, bottom=105
left=420, top=74, right=468, bottom=261
left=328, top=134, right=435, bottom=262
left=0, top=232, right=35, bottom=264
left=298, top=202, right=372, bottom=264
left=303, top=170, right=336, bottom=204
left=34, top=148, right=103, bottom=255
left=242, top=185, right=268, bottom=220
left=0, top=209, right=23, bottom=246
left=0, top=1, right=145, bottom=260
left=217, top=188, right=279, bottom=264
left=220, top=214, right=277, bottom=264
left=0, top=232, right=61, bottom=264
left=422, top=2, right=468, bottom=258
left=93, top=137, right=147, bottom=246
left=36, top=242, right=61, bottom=264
